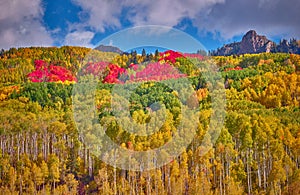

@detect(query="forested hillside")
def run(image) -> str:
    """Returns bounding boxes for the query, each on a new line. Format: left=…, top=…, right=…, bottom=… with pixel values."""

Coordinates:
left=0, top=47, right=300, bottom=194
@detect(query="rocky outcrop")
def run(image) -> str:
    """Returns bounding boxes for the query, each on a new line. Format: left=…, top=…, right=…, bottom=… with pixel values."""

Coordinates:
left=276, top=39, right=300, bottom=54
left=239, top=30, right=275, bottom=54
left=211, top=30, right=300, bottom=56
left=276, top=39, right=290, bottom=53
left=213, top=42, right=240, bottom=56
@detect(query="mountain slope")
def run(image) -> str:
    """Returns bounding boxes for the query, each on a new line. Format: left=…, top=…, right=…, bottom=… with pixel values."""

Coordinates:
left=95, top=44, right=123, bottom=54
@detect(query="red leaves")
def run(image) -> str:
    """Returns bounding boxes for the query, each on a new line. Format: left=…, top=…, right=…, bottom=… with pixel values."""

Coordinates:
left=28, top=50, right=194, bottom=84
left=130, top=62, right=186, bottom=82
left=224, top=66, right=243, bottom=71
left=160, top=50, right=184, bottom=58
left=103, top=64, right=126, bottom=84
left=183, top=53, right=204, bottom=61
left=103, top=50, right=189, bottom=84
left=126, top=141, right=135, bottom=150
left=102, top=61, right=186, bottom=84
left=158, top=50, right=204, bottom=64
left=83, top=61, right=109, bottom=77
left=128, top=63, right=139, bottom=71
left=28, top=60, right=76, bottom=83
left=159, top=50, right=184, bottom=64
left=34, top=59, right=46, bottom=70
left=82, top=62, right=127, bottom=84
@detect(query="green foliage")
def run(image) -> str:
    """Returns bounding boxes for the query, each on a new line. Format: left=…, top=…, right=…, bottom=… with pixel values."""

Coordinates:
left=11, top=82, right=73, bottom=107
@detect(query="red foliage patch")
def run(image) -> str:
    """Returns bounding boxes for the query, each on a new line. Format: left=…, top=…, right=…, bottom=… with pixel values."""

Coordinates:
left=159, top=50, right=185, bottom=64
left=128, top=63, right=139, bottom=71
left=129, top=62, right=186, bottom=82
left=183, top=53, right=204, bottom=61
left=82, top=61, right=109, bottom=77
left=28, top=60, right=76, bottom=83
left=103, top=64, right=127, bottom=84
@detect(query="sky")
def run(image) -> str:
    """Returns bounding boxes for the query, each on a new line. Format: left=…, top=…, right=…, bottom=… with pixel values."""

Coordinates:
left=0, top=0, right=300, bottom=52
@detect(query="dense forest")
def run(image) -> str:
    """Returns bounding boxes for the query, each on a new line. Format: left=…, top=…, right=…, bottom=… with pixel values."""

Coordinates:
left=0, top=46, right=300, bottom=194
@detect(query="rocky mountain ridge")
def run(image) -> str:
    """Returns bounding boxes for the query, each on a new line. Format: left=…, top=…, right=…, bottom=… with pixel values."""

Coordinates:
left=95, top=44, right=123, bottom=54
left=211, top=30, right=300, bottom=56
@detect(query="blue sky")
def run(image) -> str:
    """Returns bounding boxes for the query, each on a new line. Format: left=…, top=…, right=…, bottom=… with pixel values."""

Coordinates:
left=1, top=0, right=299, bottom=52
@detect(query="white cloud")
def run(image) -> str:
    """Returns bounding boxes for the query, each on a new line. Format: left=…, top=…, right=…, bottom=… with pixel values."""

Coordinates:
left=0, top=0, right=53, bottom=49
left=71, top=0, right=300, bottom=43
left=64, top=31, right=95, bottom=47
left=124, top=0, right=225, bottom=26
left=72, top=0, right=123, bottom=32
left=1, top=0, right=298, bottom=49
left=71, top=0, right=224, bottom=32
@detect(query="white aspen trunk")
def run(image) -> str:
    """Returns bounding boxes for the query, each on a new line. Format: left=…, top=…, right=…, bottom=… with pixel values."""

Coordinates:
left=247, top=149, right=251, bottom=195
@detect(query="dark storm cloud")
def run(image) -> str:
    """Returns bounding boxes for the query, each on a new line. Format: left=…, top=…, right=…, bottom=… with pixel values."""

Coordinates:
left=193, top=0, right=300, bottom=40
